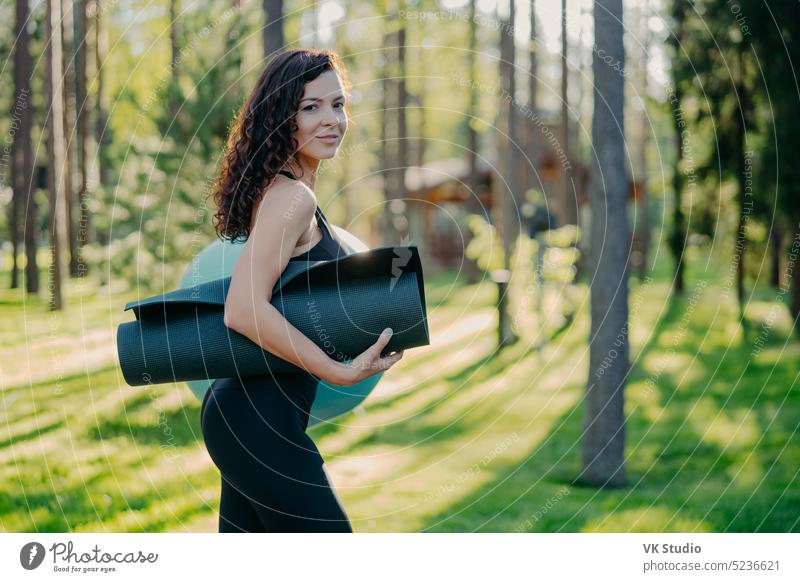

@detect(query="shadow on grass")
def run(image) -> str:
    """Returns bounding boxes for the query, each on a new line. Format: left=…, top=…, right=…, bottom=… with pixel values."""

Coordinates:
left=412, top=288, right=800, bottom=533
left=87, top=400, right=202, bottom=448
left=0, top=418, right=65, bottom=449
left=417, top=385, right=799, bottom=532
left=314, top=330, right=578, bottom=460
left=1, top=458, right=214, bottom=532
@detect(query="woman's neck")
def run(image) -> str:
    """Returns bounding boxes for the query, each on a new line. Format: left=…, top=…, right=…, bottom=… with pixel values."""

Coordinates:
left=285, top=154, right=320, bottom=192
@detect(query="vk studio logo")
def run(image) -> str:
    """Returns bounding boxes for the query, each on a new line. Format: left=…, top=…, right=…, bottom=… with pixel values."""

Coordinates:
left=20, top=542, right=46, bottom=570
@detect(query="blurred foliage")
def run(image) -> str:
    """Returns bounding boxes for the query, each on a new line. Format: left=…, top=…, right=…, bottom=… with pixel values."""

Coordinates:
left=0, top=0, right=796, bottom=313
left=465, top=213, right=580, bottom=327
left=65, top=0, right=512, bottom=292
left=668, top=1, right=799, bottom=305
left=81, top=1, right=250, bottom=292
left=464, top=214, right=503, bottom=273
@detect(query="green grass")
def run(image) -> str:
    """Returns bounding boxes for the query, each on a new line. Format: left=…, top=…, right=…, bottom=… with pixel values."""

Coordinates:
left=1, top=245, right=798, bottom=532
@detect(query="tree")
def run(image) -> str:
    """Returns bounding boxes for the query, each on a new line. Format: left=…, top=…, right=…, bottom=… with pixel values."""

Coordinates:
left=94, top=0, right=110, bottom=244
left=75, top=0, right=90, bottom=267
left=263, top=0, right=284, bottom=60
left=525, top=0, right=538, bottom=197
left=581, top=0, right=628, bottom=487
left=390, top=2, right=409, bottom=242
left=559, top=0, right=577, bottom=227
left=665, top=2, right=689, bottom=295
left=379, top=10, right=392, bottom=246
left=46, top=0, right=69, bottom=310
left=633, top=0, right=652, bottom=280
left=11, top=0, right=37, bottom=293
left=463, top=0, right=482, bottom=284
left=691, top=2, right=755, bottom=318
left=110, top=3, right=250, bottom=293
left=493, top=0, right=519, bottom=347
left=379, top=6, right=408, bottom=246
left=62, top=0, right=81, bottom=277
left=668, top=1, right=758, bottom=312
left=747, top=0, right=800, bottom=323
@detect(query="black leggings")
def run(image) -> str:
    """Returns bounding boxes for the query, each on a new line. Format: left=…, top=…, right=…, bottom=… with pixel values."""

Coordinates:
left=200, top=372, right=352, bottom=532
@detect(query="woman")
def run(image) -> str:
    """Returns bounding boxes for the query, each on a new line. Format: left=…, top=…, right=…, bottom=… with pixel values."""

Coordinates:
left=202, top=48, right=404, bottom=533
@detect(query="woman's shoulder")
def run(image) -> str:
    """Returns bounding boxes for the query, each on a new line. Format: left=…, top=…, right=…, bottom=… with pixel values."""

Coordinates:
left=252, top=175, right=317, bottom=226
left=265, top=171, right=316, bottom=201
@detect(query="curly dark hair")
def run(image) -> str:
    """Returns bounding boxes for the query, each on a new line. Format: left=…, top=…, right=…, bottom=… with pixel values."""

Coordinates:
left=210, top=48, right=351, bottom=242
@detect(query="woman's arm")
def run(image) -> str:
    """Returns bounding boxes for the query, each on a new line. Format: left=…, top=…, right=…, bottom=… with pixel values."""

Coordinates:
left=222, top=181, right=353, bottom=385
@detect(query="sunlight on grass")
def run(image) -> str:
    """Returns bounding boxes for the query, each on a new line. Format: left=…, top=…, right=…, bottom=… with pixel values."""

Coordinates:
left=627, top=381, right=666, bottom=423
left=582, top=507, right=713, bottom=533
left=2, top=247, right=799, bottom=532
left=324, top=290, right=593, bottom=532
left=640, top=351, right=699, bottom=383
left=689, top=397, right=760, bottom=450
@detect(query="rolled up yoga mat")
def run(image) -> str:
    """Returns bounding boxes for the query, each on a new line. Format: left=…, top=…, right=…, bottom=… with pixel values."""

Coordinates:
left=116, top=245, right=429, bottom=392
left=173, top=227, right=389, bottom=426
left=177, top=225, right=375, bottom=401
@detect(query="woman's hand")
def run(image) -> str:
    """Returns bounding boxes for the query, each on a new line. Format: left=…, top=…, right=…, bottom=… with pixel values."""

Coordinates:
left=327, top=328, right=404, bottom=386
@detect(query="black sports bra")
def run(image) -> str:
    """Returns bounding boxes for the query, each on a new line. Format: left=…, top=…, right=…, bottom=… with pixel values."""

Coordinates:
left=278, top=170, right=348, bottom=262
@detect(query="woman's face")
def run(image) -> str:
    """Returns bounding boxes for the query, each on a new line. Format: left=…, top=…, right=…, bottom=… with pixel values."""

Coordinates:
left=292, top=70, right=348, bottom=161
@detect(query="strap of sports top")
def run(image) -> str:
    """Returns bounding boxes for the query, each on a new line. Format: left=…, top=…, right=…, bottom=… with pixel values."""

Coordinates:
left=314, top=206, right=332, bottom=236
left=277, top=170, right=333, bottom=235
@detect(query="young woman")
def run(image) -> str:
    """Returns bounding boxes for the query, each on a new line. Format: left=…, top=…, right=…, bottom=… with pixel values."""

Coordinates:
left=202, top=48, right=404, bottom=533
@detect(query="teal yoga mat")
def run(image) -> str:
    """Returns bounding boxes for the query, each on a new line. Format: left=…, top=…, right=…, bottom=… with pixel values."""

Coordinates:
left=117, top=245, right=429, bottom=388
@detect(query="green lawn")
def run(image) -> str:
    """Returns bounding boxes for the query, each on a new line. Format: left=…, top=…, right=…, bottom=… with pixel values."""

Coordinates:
left=1, top=246, right=798, bottom=532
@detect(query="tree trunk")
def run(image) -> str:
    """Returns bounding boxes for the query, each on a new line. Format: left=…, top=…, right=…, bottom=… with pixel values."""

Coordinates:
left=636, top=3, right=651, bottom=280
left=412, top=11, right=435, bottom=276
left=263, top=0, right=284, bottom=61
left=12, top=0, right=39, bottom=294
left=734, top=46, right=750, bottom=320
left=47, top=0, right=69, bottom=310
left=396, top=19, right=408, bottom=242
left=9, top=156, right=20, bottom=289
left=668, top=14, right=686, bottom=295
left=494, top=0, right=518, bottom=347
left=94, top=0, right=109, bottom=244
left=380, top=15, right=393, bottom=246
left=15, top=0, right=39, bottom=293
left=526, top=0, right=538, bottom=196
left=11, top=0, right=35, bottom=291
left=76, top=0, right=90, bottom=268
left=791, top=229, right=800, bottom=324
left=770, top=224, right=782, bottom=289
left=505, top=0, right=519, bottom=252
left=24, top=164, right=39, bottom=293
left=559, top=0, right=577, bottom=227
left=380, top=9, right=405, bottom=246
left=582, top=0, right=628, bottom=488
left=496, top=0, right=514, bottom=264
left=670, top=101, right=686, bottom=295
left=62, top=0, right=81, bottom=277
left=463, top=0, right=482, bottom=284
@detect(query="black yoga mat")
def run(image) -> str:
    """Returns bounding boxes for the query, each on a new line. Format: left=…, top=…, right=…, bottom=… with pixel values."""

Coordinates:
left=117, top=245, right=429, bottom=387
